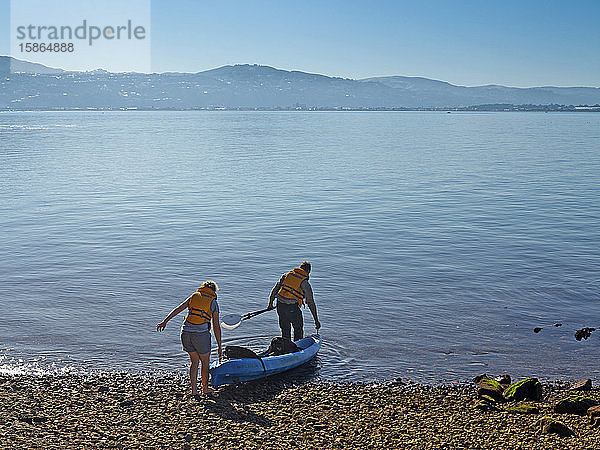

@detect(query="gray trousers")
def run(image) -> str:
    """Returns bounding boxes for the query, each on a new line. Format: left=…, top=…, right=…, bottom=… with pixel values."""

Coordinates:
left=276, top=301, right=303, bottom=341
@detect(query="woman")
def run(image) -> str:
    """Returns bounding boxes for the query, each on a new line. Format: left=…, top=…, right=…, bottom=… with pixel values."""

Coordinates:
left=156, top=281, right=222, bottom=396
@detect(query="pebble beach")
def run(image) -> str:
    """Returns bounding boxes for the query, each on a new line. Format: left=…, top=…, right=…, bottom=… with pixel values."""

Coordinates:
left=2, top=373, right=600, bottom=449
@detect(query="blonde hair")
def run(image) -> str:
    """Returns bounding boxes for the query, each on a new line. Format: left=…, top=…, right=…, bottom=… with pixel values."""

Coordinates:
left=200, top=280, right=219, bottom=292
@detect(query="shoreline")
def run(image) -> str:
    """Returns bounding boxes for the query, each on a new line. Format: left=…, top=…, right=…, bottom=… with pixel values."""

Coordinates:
left=2, top=372, right=599, bottom=449
left=2, top=106, right=600, bottom=112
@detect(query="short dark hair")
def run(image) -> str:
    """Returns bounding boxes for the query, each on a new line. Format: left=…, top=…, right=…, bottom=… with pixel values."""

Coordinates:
left=300, top=261, right=311, bottom=273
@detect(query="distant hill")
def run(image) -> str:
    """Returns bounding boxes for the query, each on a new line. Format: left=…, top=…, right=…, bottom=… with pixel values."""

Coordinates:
left=362, top=75, right=600, bottom=108
left=1, top=57, right=599, bottom=110
left=0, top=56, right=63, bottom=74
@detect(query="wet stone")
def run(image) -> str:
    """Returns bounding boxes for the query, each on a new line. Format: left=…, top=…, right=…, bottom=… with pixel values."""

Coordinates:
left=477, top=378, right=505, bottom=403
left=537, top=418, right=574, bottom=437
left=554, top=396, right=598, bottom=416
left=473, top=374, right=489, bottom=383
left=574, top=327, right=596, bottom=341
left=569, top=379, right=592, bottom=392
left=588, top=405, right=600, bottom=419
left=504, top=378, right=542, bottom=402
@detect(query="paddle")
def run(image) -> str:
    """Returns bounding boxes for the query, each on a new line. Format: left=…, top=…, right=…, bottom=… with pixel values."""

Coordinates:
left=221, top=307, right=272, bottom=330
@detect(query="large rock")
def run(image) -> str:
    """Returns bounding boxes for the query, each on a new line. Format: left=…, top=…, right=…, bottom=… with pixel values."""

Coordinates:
left=588, top=405, right=600, bottom=428
left=554, top=396, right=599, bottom=416
left=537, top=417, right=575, bottom=437
left=569, top=379, right=592, bottom=391
left=588, top=405, right=600, bottom=419
left=504, top=378, right=542, bottom=402
left=473, top=373, right=489, bottom=383
left=477, top=378, right=505, bottom=403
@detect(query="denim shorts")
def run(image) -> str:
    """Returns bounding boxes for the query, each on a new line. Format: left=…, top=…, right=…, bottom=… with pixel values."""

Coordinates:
left=181, top=331, right=211, bottom=354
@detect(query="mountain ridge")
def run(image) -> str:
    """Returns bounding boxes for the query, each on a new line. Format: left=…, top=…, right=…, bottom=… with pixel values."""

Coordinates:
left=4, top=57, right=598, bottom=89
left=0, top=56, right=64, bottom=74
left=1, top=57, right=599, bottom=110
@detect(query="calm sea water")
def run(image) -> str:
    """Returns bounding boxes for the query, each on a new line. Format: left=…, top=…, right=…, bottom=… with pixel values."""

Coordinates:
left=1, top=111, right=599, bottom=383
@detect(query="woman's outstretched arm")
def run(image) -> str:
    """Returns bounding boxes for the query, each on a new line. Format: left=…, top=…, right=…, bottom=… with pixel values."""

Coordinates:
left=212, top=311, right=222, bottom=360
left=156, top=298, right=189, bottom=331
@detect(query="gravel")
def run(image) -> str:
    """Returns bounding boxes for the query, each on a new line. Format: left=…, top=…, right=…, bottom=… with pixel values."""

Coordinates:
left=1, top=373, right=599, bottom=448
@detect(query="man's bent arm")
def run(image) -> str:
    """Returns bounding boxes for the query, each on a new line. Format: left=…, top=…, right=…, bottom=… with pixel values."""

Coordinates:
left=268, top=275, right=285, bottom=309
left=301, top=280, right=320, bottom=329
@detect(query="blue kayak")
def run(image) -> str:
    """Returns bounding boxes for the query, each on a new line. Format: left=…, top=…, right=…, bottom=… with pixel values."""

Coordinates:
left=210, top=334, right=321, bottom=387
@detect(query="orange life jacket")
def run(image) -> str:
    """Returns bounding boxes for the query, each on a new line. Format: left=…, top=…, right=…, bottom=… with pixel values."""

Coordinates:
left=185, top=286, right=216, bottom=325
left=277, top=267, right=309, bottom=305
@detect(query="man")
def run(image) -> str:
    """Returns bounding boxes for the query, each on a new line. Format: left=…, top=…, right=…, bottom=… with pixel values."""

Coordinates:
left=268, top=261, right=321, bottom=341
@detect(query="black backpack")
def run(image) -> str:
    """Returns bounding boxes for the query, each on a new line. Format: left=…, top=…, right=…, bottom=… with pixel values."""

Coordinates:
left=224, top=337, right=300, bottom=361
left=263, top=337, right=300, bottom=356
left=224, top=345, right=261, bottom=359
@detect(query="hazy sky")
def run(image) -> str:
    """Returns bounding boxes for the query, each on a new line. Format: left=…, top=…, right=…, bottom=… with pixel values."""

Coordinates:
left=1, top=0, right=599, bottom=86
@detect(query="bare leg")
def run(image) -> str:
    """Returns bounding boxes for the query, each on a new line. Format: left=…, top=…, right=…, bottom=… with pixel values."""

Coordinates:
left=188, top=352, right=200, bottom=395
left=199, top=352, right=210, bottom=394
